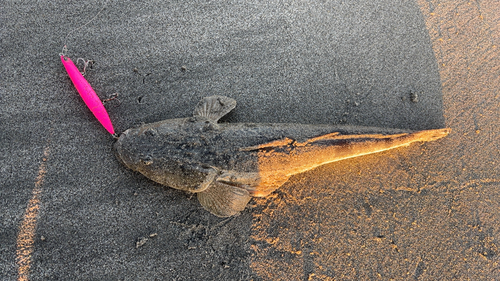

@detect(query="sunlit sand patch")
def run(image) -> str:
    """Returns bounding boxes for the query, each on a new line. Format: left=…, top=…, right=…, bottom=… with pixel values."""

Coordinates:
left=16, top=147, right=50, bottom=281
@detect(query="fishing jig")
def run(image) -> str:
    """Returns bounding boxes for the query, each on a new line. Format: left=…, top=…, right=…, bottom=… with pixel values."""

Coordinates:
left=61, top=55, right=115, bottom=135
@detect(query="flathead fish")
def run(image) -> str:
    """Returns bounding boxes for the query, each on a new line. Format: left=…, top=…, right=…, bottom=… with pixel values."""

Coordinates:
left=114, top=96, right=450, bottom=217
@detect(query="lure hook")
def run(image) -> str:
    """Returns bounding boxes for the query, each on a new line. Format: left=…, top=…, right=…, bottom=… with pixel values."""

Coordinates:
left=76, top=58, right=94, bottom=76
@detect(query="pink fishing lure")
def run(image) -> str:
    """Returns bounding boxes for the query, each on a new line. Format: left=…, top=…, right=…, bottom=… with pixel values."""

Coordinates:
left=61, top=55, right=115, bottom=134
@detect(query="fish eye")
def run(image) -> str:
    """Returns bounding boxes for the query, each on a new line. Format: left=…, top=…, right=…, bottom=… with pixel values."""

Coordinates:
left=141, top=155, right=153, bottom=165
left=144, top=129, right=157, bottom=136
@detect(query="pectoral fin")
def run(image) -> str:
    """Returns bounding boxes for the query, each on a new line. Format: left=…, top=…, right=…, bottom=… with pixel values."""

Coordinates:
left=197, top=181, right=251, bottom=217
left=193, top=95, right=237, bottom=122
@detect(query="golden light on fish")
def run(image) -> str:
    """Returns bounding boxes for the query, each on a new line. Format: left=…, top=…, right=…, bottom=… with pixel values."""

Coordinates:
left=253, top=129, right=450, bottom=197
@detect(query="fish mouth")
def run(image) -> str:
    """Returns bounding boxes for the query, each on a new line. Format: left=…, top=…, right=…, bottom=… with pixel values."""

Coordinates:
left=113, top=130, right=141, bottom=169
left=113, top=132, right=132, bottom=168
left=113, top=139, right=126, bottom=166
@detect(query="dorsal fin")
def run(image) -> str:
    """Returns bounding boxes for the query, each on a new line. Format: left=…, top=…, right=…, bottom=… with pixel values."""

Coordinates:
left=193, top=96, right=237, bottom=122
left=239, top=132, right=412, bottom=151
left=239, top=137, right=295, bottom=152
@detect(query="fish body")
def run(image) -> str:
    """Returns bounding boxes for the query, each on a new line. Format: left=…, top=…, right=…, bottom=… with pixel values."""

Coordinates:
left=114, top=96, right=450, bottom=217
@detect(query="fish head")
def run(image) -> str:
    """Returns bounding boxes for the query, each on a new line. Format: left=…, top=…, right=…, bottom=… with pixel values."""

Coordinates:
left=114, top=118, right=219, bottom=192
left=115, top=94, right=236, bottom=171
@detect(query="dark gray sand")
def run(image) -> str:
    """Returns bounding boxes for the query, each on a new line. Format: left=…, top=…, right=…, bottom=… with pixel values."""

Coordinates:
left=1, top=0, right=498, bottom=280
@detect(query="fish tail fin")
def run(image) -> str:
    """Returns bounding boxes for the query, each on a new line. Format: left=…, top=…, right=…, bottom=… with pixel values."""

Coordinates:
left=197, top=181, right=251, bottom=217
left=410, top=128, right=451, bottom=142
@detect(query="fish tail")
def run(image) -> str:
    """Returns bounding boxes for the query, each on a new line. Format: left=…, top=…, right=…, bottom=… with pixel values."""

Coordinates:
left=409, top=128, right=451, bottom=142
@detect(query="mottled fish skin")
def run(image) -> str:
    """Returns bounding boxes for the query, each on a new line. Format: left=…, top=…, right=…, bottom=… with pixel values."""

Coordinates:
left=114, top=96, right=451, bottom=217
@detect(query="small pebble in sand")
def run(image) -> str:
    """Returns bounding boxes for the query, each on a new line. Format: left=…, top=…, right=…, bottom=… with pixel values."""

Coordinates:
left=410, top=91, right=418, bottom=103
left=136, top=237, right=148, bottom=248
